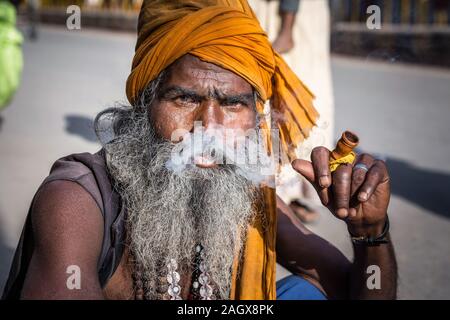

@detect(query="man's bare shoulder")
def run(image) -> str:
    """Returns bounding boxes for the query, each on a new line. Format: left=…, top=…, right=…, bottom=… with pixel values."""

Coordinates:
left=21, top=180, right=105, bottom=299
left=31, top=180, right=104, bottom=244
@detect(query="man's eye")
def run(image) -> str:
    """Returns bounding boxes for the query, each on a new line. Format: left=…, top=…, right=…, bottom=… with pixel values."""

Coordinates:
left=175, top=95, right=198, bottom=106
left=223, top=102, right=247, bottom=110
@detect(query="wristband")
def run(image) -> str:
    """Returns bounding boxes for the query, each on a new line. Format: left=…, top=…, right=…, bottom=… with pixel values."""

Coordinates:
left=350, top=215, right=390, bottom=246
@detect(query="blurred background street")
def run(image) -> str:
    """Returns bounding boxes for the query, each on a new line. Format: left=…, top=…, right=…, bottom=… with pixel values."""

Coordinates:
left=1, top=0, right=450, bottom=300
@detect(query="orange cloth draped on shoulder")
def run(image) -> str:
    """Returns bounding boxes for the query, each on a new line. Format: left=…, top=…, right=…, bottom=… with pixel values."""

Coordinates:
left=126, top=0, right=319, bottom=300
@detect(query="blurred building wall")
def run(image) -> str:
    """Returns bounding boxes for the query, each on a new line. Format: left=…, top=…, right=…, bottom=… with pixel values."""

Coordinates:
left=20, top=0, right=450, bottom=68
left=329, top=0, right=450, bottom=67
left=330, top=0, right=450, bottom=25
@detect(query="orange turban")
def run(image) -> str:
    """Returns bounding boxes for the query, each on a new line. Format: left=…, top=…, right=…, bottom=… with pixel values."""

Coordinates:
left=126, top=0, right=319, bottom=300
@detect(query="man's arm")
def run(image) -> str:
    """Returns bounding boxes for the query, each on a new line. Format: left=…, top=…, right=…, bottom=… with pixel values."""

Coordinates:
left=276, top=196, right=351, bottom=299
left=276, top=197, right=397, bottom=299
left=21, top=180, right=105, bottom=299
left=349, top=233, right=397, bottom=299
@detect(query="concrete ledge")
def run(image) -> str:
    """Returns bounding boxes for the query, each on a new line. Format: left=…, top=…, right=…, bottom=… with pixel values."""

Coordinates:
left=331, top=22, right=450, bottom=68
left=36, top=7, right=137, bottom=32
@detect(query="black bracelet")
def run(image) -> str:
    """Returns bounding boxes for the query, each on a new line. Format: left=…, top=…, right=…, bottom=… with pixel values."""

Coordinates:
left=350, top=215, right=390, bottom=246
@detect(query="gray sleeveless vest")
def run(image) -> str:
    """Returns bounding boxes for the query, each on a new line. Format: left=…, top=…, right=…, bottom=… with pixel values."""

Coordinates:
left=1, top=149, right=126, bottom=299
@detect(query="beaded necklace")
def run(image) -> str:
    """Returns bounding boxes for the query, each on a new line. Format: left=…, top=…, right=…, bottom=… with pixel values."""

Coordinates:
left=132, top=243, right=216, bottom=300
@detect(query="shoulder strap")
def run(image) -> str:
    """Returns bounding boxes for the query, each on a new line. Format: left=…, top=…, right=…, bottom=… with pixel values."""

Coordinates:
left=1, top=149, right=126, bottom=299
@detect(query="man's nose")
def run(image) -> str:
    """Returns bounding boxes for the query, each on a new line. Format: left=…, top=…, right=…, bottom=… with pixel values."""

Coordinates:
left=195, top=99, right=223, bottom=129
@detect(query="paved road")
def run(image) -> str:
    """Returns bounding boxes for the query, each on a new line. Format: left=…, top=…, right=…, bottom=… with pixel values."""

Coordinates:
left=1, top=26, right=449, bottom=299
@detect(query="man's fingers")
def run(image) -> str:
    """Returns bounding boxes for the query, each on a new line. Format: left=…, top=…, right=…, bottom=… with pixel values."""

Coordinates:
left=351, top=153, right=375, bottom=196
left=311, top=147, right=331, bottom=188
left=331, top=163, right=353, bottom=219
left=358, top=160, right=388, bottom=202
left=292, top=159, right=331, bottom=206
left=318, top=187, right=331, bottom=208
left=292, top=159, right=315, bottom=185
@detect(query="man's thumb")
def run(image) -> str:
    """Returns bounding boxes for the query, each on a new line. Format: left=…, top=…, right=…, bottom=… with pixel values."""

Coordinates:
left=291, top=159, right=315, bottom=184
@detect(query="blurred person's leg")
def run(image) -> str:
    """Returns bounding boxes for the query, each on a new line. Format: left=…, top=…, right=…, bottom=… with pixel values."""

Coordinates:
left=27, top=0, right=40, bottom=40
left=272, top=0, right=299, bottom=54
left=250, top=0, right=335, bottom=223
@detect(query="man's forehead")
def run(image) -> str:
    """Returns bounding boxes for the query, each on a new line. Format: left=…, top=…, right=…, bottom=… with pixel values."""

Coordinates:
left=164, top=54, right=254, bottom=94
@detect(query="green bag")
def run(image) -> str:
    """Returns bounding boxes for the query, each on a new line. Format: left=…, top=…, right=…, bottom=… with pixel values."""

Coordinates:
left=0, top=1, right=23, bottom=110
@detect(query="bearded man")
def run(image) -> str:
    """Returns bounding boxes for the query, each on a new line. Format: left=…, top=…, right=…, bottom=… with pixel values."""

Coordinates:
left=2, top=0, right=397, bottom=300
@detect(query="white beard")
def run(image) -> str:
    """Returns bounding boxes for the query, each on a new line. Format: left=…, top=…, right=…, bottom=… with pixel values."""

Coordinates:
left=103, top=106, right=262, bottom=299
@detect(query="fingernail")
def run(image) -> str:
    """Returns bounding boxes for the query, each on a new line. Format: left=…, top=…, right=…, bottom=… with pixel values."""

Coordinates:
left=349, top=209, right=356, bottom=218
left=337, top=208, right=348, bottom=218
left=319, top=176, right=329, bottom=188
left=359, top=192, right=368, bottom=201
